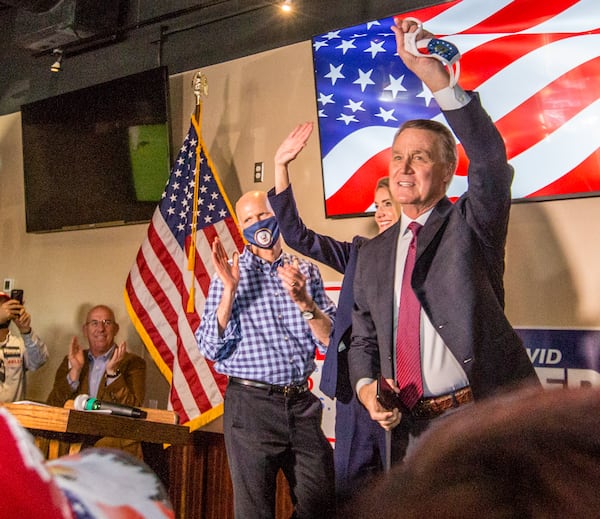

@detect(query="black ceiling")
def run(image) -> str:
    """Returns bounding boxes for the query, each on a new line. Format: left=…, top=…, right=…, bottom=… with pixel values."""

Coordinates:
left=0, top=0, right=447, bottom=115
left=0, top=1, right=63, bottom=12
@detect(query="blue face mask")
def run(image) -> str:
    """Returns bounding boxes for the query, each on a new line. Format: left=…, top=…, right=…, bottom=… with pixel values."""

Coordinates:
left=243, top=216, right=281, bottom=249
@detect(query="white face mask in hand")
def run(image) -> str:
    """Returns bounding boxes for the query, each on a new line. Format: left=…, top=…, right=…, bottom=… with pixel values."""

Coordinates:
left=402, top=17, right=461, bottom=88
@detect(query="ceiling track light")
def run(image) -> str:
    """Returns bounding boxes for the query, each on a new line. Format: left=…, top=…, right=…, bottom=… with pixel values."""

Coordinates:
left=50, top=49, right=63, bottom=73
left=281, top=0, right=292, bottom=13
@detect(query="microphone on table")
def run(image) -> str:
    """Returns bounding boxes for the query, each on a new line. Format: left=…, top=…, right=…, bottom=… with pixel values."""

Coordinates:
left=73, top=394, right=147, bottom=419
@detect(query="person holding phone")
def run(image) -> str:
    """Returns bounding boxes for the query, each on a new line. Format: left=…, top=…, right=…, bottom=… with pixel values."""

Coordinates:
left=0, top=290, right=49, bottom=402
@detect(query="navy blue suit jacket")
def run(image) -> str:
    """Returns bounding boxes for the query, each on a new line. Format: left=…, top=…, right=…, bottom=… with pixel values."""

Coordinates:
left=349, top=94, right=538, bottom=400
left=268, top=185, right=367, bottom=403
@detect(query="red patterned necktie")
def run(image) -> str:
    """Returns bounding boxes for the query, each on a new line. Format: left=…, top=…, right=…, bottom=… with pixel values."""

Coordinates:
left=396, top=221, right=423, bottom=410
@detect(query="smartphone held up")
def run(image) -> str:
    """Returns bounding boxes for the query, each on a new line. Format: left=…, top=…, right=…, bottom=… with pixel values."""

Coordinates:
left=10, top=289, right=24, bottom=305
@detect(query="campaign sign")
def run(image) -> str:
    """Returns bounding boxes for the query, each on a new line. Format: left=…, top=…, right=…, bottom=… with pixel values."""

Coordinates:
left=516, top=328, right=600, bottom=389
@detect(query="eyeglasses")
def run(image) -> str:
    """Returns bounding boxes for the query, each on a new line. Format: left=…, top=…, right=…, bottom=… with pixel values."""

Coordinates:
left=85, top=319, right=114, bottom=328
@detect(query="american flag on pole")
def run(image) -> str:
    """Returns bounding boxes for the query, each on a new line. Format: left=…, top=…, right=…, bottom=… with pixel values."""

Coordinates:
left=313, top=0, right=600, bottom=217
left=124, top=114, right=244, bottom=429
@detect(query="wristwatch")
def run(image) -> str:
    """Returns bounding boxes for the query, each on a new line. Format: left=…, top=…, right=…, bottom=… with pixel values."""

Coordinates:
left=301, top=303, right=316, bottom=321
left=106, top=369, right=121, bottom=378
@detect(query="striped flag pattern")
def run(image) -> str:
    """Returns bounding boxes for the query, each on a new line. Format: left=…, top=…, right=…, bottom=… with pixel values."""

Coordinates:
left=313, top=0, right=600, bottom=217
left=124, top=115, right=244, bottom=429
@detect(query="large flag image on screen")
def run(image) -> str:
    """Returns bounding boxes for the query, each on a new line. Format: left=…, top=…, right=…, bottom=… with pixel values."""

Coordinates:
left=313, top=0, right=600, bottom=218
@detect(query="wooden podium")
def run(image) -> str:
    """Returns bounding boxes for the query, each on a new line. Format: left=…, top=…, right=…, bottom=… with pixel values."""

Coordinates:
left=1, top=402, right=193, bottom=517
left=2, top=402, right=189, bottom=452
left=2, top=403, right=293, bottom=519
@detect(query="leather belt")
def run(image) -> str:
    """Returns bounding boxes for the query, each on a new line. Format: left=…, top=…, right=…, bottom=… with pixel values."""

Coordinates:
left=229, top=377, right=309, bottom=398
left=411, top=386, right=473, bottom=419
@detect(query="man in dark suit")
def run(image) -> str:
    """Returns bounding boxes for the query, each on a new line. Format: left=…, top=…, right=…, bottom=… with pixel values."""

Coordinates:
left=348, top=18, right=539, bottom=464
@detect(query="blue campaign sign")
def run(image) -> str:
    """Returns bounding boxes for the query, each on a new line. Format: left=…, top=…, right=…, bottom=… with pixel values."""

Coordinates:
left=516, top=328, right=600, bottom=389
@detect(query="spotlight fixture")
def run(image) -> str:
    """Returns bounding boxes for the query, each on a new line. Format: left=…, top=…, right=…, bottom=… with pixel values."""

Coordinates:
left=281, top=0, right=292, bottom=13
left=50, top=49, right=63, bottom=73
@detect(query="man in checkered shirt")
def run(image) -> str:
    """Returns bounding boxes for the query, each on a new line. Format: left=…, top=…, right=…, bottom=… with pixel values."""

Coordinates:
left=197, top=190, right=336, bottom=519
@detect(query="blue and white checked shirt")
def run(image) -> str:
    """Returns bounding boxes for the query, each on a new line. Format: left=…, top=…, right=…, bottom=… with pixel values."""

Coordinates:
left=196, top=248, right=336, bottom=385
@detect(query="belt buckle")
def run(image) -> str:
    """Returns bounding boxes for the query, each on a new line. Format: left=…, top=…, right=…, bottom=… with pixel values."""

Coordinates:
left=451, top=392, right=460, bottom=408
left=411, top=397, right=442, bottom=419
left=283, top=383, right=305, bottom=397
left=410, top=404, right=427, bottom=419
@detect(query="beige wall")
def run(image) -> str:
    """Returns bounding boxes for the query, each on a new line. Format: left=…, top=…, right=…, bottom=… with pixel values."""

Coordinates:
left=1, top=40, right=599, bottom=408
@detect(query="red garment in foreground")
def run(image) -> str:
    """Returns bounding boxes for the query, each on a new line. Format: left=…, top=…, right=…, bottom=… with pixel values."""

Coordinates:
left=0, top=407, right=174, bottom=518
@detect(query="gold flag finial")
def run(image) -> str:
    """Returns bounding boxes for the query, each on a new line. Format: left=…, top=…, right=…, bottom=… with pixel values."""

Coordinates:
left=192, top=70, right=208, bottom=105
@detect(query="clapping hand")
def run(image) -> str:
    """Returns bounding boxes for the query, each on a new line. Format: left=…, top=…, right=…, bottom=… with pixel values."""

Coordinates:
left=68, top=336, right=85, bottom=382
left=106, top=341, right=126, bottom=375
left=278, top=256, right=310, bottom=306
left=211, top=237, right=240, bottom=293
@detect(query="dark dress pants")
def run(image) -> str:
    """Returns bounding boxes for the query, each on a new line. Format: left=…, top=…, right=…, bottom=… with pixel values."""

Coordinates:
left=223, top=381, right=335, bottom=519
left=333, top=396, right=386, bottom=503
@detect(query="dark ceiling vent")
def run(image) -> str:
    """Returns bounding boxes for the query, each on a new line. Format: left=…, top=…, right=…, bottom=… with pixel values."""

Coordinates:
left=12, top=0, right=121, bottom=52
left=0, top=0, right=63, bottom=13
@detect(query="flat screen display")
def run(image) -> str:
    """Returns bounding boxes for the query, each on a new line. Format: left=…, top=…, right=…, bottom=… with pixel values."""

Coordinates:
left=312, top=0, right=600, bottom=218
left=21, top=66, right=171, bottom=232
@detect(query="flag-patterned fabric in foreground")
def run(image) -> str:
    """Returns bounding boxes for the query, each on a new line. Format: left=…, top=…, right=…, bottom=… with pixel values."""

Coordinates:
left=313, top=0, right=600, bottom=217
left=124, top=115, right=244, bottom=429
